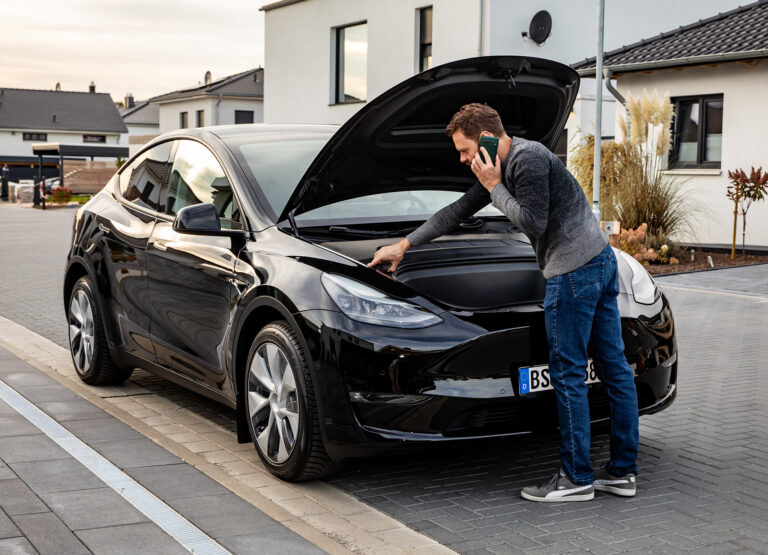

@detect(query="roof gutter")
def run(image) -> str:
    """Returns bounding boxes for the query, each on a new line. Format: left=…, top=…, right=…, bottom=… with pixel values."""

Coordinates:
left=577, top=49, right=768, bottom=77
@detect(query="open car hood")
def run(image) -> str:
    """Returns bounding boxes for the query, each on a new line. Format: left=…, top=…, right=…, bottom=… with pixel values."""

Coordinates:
left=278, top=56, right=579, bottom=222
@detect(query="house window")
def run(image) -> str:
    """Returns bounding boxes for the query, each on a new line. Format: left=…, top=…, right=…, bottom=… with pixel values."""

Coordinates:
left=196, top=110, right=205, bottom=127
left=334, top=22, right=367, bottom=103
left=83, top=134, right=106, bottom=143
left=23, top=132, right=47, bottom=141
left=418, top=7, right=433, bottom=72
left=670, top=95, right=723, bottom=168
left=234, top=110, right=254, bottom=124
left=180, top=112, right=188, bottom=129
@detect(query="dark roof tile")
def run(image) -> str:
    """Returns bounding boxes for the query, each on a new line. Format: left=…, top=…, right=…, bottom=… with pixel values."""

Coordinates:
left=0, top=88, right=127, bottom=133
left=149, top=68, right=263, bottom=102
left=574, top=1, right=768, bottom=73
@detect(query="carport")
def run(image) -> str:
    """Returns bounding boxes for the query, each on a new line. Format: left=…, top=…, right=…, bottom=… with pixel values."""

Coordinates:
left=31, top=143, right=129, bottom=206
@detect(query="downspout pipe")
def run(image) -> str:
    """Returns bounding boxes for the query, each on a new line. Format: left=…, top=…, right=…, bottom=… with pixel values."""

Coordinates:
left=214, top=93, right=223, bottom=126
left=477, top=0, right=484, bottom=56
left=603, top=68, right=625, bottom=106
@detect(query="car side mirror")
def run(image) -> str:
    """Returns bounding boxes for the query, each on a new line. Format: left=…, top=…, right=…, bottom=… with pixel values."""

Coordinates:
left=173, top=203, right=221, bottom=233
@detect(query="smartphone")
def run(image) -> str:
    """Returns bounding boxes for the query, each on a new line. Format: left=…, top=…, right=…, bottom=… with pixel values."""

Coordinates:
left=478, top=136, right=499, bottom=164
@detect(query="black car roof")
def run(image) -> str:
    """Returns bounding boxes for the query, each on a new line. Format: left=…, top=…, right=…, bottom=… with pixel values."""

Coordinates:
left=210, top=124, right=339, bottom=140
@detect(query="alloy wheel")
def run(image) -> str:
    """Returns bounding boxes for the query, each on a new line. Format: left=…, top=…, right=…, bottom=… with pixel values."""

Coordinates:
left=247, top=341, right=300, bottom=464
left=68, top=289, right=95, bottom=374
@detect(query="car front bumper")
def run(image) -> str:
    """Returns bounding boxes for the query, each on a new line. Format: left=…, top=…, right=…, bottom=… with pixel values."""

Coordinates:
left=297, top=297, right=677, bottom=461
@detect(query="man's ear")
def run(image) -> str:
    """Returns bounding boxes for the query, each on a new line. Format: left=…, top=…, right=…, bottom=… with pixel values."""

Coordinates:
left=479, top=130, right=491, bottom=138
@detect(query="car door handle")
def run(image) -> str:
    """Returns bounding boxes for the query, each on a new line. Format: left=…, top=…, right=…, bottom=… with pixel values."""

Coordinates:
left=98, top=223, right=111, bottom=235
left=150, top=240, right=167, bottom=252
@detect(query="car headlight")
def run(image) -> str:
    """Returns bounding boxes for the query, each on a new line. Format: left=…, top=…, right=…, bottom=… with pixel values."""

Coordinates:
left=321, top=273, right=442, bottom=328
left=616, top=250, right=660, bottom=305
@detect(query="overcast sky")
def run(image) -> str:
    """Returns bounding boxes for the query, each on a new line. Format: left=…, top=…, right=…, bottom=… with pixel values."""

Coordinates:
left=2, top=0, right=265, bottom=102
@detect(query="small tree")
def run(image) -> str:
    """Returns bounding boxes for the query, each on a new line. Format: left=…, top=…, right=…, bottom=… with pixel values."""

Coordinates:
left=726, top=167, right=768, bottom=259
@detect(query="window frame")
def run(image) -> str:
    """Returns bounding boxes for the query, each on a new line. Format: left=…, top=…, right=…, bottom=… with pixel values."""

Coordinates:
left=155, top=138, right=246, bottom=231
left=196, top=110, right=205, bottom=127
left=332, top=21, right=368, bottom=105
left=669, top=93, right=723, bottom=170
left=23, top=132, right=47, bottom=141
left=234, top=110, right=254, bottom=124
left=83, top=134, right=106, bottom=143
left=114, top=139, right=175, bottom=214
left=180, top=112, right=188, bottom=129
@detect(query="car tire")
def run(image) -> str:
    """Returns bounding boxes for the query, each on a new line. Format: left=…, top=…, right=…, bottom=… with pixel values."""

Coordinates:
left=244, top=320, right=338, bottom=481
left=67, top=276, right=133, bottom=385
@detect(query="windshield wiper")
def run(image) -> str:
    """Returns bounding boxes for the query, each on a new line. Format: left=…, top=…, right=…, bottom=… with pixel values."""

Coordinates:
left=327, top=226, right=396, bottom=237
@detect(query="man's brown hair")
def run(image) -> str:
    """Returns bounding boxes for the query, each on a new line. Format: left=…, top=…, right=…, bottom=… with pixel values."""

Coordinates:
left=445, top=103, right=505, bottom=142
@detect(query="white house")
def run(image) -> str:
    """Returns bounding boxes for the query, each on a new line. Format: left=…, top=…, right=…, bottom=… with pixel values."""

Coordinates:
left=119, top=95, right=160, bottom=157
left=0, top=85, right=127, bottom=181
left=260, top=0, right=745, bottom=160
left=150, top=69, right=264, bottom=135
left=574, top=1, right=768, bottom=249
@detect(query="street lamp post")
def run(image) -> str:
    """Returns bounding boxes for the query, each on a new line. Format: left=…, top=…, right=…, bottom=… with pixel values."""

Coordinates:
left=592, top=0, right=605, bottom=221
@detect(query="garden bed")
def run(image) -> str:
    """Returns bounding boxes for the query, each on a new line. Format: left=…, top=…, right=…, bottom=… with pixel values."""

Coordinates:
left=646, top=250, right=768, bottom=276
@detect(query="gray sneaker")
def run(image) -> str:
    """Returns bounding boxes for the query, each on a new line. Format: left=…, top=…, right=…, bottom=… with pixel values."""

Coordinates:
left=593, top=466, right=637, bottom=497
left=521, top=469, right=594, bottom=502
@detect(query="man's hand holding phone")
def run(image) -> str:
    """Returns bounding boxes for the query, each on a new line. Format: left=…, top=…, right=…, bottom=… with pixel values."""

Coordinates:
left=473, top=136, right=502, bottom=193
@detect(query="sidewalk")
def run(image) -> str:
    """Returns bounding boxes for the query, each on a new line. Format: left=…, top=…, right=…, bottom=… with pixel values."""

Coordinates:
left=0, top=345, right=322, bottom=554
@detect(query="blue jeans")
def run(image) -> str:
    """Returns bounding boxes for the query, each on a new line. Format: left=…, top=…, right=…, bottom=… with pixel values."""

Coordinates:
left=544, top=244, right=639, bottom=485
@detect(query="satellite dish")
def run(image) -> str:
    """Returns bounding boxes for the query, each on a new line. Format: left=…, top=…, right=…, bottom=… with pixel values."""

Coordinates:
left=529, top=10, right=552, bottom=45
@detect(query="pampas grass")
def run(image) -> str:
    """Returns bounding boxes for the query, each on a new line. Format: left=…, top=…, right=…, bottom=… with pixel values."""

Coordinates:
left=569, top=89, right=697, bottom=245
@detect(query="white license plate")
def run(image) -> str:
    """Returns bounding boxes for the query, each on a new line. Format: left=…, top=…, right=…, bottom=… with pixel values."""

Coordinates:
left=519, top=359, right=600, bottom=394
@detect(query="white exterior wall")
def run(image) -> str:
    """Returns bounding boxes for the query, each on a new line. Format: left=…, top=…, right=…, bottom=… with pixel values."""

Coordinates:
left=264, top=0, right=479, bottom=124
left=0, top=129, right=121, bottom=157
left=120, top=123, right=160, bottom=144
left=123, top=123, right=160, bottom=157
left=157, top=98, right=216, bottom=133
left=616, top=62, right=768, bottom=247
left=263, top=0, right=745, bottom=126
left=157, top=97, right=263, bottom=133
left=215, top=99, right=264, bottom=126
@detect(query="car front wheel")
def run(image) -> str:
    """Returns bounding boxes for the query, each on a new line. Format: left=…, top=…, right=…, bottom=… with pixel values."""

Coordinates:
left=244, top=320, right=337, bottom=481
left=67, top=276, right=133, bottom=385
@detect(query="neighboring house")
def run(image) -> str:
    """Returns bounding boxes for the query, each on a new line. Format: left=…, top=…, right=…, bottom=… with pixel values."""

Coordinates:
left=149, top=69, right=264, bottom=134
left=574, top=0, right=768, bottom=249
left=260, top=0, right=745, bottom=161
left=120, top=94, right=160, bottom=157
left=0, top=85, right=127, bottom=182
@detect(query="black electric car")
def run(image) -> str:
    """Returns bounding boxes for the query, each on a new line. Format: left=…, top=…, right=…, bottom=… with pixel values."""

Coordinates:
left=64, top=56, right=677, bottom=481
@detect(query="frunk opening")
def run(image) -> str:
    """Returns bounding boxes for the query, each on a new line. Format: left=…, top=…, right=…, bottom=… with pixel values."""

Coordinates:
left=320, top=230, right=546, bottom=311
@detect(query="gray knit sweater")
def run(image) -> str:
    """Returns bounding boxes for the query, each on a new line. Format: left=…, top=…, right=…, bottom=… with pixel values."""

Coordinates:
left=406, top=137, right=608, bottom=279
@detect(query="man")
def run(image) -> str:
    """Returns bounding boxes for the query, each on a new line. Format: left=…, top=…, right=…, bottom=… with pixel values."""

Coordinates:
left=368, top=103, right=639, bottom=502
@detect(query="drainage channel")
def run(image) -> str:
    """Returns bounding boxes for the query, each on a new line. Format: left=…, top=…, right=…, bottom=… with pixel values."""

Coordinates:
left=0, top=378, right=231, bottom=555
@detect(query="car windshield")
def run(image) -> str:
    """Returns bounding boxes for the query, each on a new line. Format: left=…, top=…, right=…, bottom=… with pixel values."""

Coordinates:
left=295, top=191, right=502, bottom=223
left=234, top=136, right=502, bottom=224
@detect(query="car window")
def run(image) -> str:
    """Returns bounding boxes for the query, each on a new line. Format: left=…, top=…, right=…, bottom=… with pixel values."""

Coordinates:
left=295, top=190, right=503, bottom=221
left=160, top=140, right=242, bottom=230
left=118, top=142, right=172, bottom=210
left=235, top=139, right=328, bottom=218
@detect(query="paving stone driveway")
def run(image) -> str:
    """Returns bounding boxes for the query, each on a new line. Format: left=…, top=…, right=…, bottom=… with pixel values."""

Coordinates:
left=2, top=204, right=768, bottom=553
